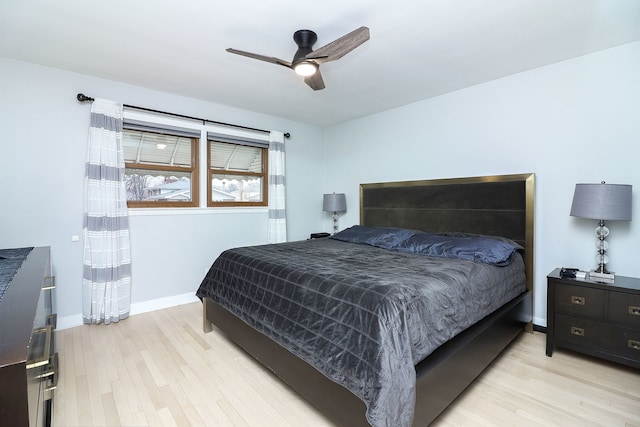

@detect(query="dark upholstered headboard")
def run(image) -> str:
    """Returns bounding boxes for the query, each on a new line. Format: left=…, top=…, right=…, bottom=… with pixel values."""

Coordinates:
left=360, top=173, right=535, bottom=292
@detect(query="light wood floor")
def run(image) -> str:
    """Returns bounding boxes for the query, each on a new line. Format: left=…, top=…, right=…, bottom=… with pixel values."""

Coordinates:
left=53, top=302, right=640, bottom=427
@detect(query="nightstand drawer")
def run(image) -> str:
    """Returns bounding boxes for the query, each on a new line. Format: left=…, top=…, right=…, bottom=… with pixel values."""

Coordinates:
left=608, top=292, right=640, bottom=328
left=607, top=327, right=640, bottom=361
left=555, top=284, right=605, bottom=317
left=555, top=313, right=602, bottom=347
left=555, top=314, right=640, bottom=362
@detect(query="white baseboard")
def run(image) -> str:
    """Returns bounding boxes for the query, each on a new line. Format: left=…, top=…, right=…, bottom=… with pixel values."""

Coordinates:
left=56, top=313, right=84, bottom=330
left=130, top=291, right=199, bottom=317
left=56, top=291, right=200, bottom=330
left=533, top=315, right=546, bottom=329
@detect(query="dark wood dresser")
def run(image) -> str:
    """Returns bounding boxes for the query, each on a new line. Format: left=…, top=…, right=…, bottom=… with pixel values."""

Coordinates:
left=546, top=268, right=640, bottom=369
left=0, top=247, right=57, bottom=426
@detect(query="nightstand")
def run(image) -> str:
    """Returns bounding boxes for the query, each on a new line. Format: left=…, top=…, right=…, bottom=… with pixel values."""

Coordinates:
left=546, top=268, right=640, bottom=369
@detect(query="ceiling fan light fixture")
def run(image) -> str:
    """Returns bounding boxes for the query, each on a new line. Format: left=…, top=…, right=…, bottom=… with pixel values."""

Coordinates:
left=226, top=26, right=369, bottom=90
left=293, top=61, right=317, bottom=77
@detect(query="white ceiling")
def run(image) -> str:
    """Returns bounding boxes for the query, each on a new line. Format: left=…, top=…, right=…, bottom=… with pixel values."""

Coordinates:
left=2, top=0, right=639, bottom=126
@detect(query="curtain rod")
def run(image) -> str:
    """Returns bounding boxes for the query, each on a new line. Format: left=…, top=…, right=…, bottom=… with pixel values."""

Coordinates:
left=76, top=93, right=290, bottom=138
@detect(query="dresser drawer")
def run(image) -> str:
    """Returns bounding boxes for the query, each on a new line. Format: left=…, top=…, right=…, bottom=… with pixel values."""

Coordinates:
left=555, top=314, right=640, bottom=363
left=554, top=313, right=602, bottom=348
left=555, top=284, right=605, bottom=317
left=606, top=326, right=640, bottom=362
left=608, top=292, right=640, bottom=328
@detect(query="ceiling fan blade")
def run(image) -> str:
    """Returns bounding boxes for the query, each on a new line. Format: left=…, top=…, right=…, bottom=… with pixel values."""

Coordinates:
left=226, top=48, right=292, bottom=68
left=306, top=26, right=369, bottom=64
left=304, top=70, right=325, bottom=91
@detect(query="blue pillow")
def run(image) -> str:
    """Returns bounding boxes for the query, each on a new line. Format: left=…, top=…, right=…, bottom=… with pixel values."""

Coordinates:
left=393, top=232, right=520, bottom=266
left=330, top=225, right=416, bottom=249
left=436, top=231, right=524, bottom=250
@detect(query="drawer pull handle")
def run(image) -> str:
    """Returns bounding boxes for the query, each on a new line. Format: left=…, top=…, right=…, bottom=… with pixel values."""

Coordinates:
left=630, top=306, right=640, bottom=316
left=571, top=326, right=585, bottom=336
left=43, top=275, right=55, bottom=290
left=45, top=353, right=59, bottom=392
left=629, top=340, right=640, bottom=351
left=571, top=296, right=586, bottom=305
left=26, top=325, right=53, bottom=369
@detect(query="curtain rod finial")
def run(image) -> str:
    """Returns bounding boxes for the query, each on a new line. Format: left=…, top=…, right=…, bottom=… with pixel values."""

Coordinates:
left=77, top=93, right=94, bottom=102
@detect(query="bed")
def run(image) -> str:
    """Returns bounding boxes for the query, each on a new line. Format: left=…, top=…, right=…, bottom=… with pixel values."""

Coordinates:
left=197, top=173, right=534, bottom=426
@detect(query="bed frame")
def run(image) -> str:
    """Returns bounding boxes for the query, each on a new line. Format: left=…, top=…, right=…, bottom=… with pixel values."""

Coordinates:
left=202, top=173, right=535, bottom=426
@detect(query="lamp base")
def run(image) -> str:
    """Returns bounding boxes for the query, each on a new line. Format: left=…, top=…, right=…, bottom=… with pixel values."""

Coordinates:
left=589, top=270, right=615, bottom=283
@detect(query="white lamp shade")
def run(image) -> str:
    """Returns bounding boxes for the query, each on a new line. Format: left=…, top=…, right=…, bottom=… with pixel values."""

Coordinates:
left=323, top=193, right=346, bottom=212
left=570, top=183, right=632, bottom=221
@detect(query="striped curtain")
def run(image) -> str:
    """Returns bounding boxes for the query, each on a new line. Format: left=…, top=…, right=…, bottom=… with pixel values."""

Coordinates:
left=82, top=99, right=132, bottom=325
left=267, top=131, right=287, bottom=243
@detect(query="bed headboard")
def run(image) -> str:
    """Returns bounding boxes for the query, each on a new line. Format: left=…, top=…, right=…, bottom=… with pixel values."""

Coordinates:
left=360, top=173, right=535, bottom=292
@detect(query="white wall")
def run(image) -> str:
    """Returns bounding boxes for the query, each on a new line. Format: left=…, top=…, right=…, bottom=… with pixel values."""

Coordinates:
left=3, top=41, right=638, bottom=329
left=323, top=41, right=640, bottom=326
left=0, top=57, right=324, bottom=327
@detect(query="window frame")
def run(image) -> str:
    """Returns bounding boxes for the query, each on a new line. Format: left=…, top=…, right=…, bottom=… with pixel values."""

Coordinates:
left=122, top=109, right=271, bottom=211
left=207, top=139, right=269, bottom=208
left=123, top=131, right=200, bottom=208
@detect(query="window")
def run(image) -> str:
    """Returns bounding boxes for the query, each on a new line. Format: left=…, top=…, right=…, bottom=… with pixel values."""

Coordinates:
left=121, top=112, right=271, bottom=210
left=207, top=133, right=268, bottom=207
left=123, top=125, right=199, bottom=208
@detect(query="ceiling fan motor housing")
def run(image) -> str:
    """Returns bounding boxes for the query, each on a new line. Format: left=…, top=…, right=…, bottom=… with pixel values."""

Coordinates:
left=293, top=29, right=317, bottom=61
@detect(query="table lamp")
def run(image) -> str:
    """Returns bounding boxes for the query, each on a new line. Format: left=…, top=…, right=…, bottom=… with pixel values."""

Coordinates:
left=323, top=193, right=346, bottom=235
left=570, top=182, right=632, bottom=280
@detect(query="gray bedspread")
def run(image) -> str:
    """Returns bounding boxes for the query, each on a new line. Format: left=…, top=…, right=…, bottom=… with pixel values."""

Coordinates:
left=196, top=238, right=525, bottom=427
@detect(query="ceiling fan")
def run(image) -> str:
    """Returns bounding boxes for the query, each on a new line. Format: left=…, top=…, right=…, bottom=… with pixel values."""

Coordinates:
left=226, top=26, right=370, bottom=91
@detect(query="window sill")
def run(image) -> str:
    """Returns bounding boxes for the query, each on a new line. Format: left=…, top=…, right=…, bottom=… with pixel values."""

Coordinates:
left=127, top=207, right=268, bottom=216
